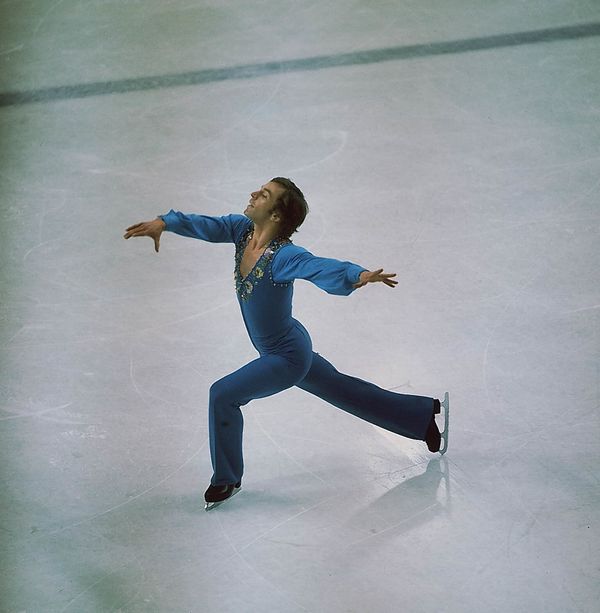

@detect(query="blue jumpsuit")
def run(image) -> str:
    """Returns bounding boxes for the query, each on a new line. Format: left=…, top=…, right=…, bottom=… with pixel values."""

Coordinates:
left=160, top=210, right=434, bottom=486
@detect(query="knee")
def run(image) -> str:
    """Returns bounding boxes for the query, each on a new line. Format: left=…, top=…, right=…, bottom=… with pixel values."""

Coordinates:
left=209, top=381, right=235, bottom=429
left=209, top=379, right=231, bottom=406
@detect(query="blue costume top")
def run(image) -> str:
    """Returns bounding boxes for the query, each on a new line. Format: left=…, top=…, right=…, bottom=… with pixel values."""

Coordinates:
left=159, top=210, right=369, bottom=355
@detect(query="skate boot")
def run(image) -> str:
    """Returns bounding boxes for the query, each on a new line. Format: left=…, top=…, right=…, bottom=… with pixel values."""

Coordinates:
left=204, top=481, right=242, bottom=511
left=426, top=392, right=449, bottom=455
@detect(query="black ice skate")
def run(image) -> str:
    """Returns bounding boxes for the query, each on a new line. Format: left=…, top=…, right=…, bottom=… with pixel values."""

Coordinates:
left=204, top=481, right=242, bottom=511
left=426, top=392, right=449, bottom=455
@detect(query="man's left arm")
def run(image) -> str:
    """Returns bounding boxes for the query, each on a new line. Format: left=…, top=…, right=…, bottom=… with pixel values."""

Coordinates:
left=272, top=245, right=397, bottom=296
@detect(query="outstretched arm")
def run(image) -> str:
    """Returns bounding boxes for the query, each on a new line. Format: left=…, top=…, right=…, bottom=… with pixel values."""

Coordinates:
left=353, top=268, right=398, bottom=289
left=271, top=244, right=394, bottom=296
left=124, top=212, right=251, bottom=251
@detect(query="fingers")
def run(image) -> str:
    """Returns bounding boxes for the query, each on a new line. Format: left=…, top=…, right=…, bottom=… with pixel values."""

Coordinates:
left=124, top=223, right=144, bottom=239
left=123, top=229, right=146, bottom=239
left=353, top=268, right=398, bottom=289
left=154, top=235, right=160, bottom=253
left=124, top=222, right=152, bottom=240
left=372, top=270, right=397, bottom=288
left=384, top=272, right=398, bottom=288
left=371, top=270, right=396, bottom=280
left=125, top=222, right=144, bottom=232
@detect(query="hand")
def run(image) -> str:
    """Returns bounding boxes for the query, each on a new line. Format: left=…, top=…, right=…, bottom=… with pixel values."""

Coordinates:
left=123, top=218, right=166, bottom=253
left=353, top=269, right=398, bottom=289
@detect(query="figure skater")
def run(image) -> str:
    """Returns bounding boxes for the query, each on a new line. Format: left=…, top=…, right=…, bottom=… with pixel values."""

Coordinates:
left=124, top=177, right=448, bottom=509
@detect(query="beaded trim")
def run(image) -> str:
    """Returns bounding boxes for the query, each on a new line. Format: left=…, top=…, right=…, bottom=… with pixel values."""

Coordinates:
left=234, top=225, right=292, bottom=301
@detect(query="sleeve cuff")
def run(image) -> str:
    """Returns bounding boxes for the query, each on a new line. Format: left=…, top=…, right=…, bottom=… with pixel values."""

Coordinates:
left=157, top=210, right=177, bottom=231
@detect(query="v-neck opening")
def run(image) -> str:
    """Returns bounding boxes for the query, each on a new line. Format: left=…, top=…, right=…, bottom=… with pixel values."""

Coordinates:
left=234, top=224, right=293, bottom=300
left=238, top=229, right=273, bottom=283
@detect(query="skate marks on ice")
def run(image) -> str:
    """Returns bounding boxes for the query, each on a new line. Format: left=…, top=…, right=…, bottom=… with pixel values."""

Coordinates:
left=200, top=461, right=451, bottom=612
left=345, top=457, right=451, bottom=548
left=0, top=400, right=74, bottom=422
left=209, top=458, right=451, bottom=572
left=41, top=354, right=208, bottom=537
left=251, top=411, right=333, bottom=487
left=208, top=496, right=330, bottom=613
left=57, top=551, right=146, bottom=613
left=45, top=439, right=207, bottom=537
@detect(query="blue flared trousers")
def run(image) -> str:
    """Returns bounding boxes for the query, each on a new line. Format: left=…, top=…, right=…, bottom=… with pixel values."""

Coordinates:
left=209, top=344, right=434, bottom=485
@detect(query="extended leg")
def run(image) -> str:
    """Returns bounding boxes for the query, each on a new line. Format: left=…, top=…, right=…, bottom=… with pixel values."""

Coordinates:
left=296, top=352, right=433, bottom=440
left=209, top=353, right=307, bottom=486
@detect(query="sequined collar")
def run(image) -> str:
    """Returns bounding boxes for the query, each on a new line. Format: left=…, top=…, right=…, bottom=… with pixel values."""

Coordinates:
left=234, top=225, right=291, bottom=301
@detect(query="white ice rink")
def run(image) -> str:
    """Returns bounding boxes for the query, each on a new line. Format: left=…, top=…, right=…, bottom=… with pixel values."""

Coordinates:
left=1, top=1, right=599, bottom=612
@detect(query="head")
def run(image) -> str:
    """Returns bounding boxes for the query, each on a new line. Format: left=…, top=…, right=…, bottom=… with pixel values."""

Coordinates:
left=246, top=177, right=309, bottom=239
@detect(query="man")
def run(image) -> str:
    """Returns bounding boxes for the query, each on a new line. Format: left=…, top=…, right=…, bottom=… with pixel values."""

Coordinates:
left=124, top=177, right=448, bottom=510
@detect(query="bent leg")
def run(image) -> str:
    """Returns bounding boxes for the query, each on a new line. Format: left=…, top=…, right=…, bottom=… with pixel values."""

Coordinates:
left=296, top=352, right=432, bottom=440
left=209, top=354, right=305, bottom=486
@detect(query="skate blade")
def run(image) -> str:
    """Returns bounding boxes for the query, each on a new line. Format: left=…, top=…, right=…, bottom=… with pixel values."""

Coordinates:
left=439, top=391, right=449, bottom=455
left=204, top=485, right=241, bottom=511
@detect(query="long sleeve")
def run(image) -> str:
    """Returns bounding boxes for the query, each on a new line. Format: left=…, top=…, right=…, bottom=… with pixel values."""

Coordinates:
left=159, top=210, right=250, bottom=244
left=271, top=244, right=369, bottom=296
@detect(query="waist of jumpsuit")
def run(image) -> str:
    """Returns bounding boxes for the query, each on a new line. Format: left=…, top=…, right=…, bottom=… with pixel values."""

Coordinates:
left=236, top=261, right=312, bottom=356
left=260, top=320, right=312, bottom=357
left=239, top=298, right=312, bottom=356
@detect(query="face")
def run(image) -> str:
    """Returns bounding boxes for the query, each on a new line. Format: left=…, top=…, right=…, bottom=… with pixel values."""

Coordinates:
left=245, top=181, right=285, bottom=223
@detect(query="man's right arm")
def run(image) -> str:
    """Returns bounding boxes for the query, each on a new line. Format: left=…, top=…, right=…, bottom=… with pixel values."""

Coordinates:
left=158, top=211, right=250, bottom=244
left=124, top=212, right=251, bottom=252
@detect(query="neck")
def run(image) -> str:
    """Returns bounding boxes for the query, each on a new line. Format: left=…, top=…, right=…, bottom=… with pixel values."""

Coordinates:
left=249, top=222, right=281, bottom=250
